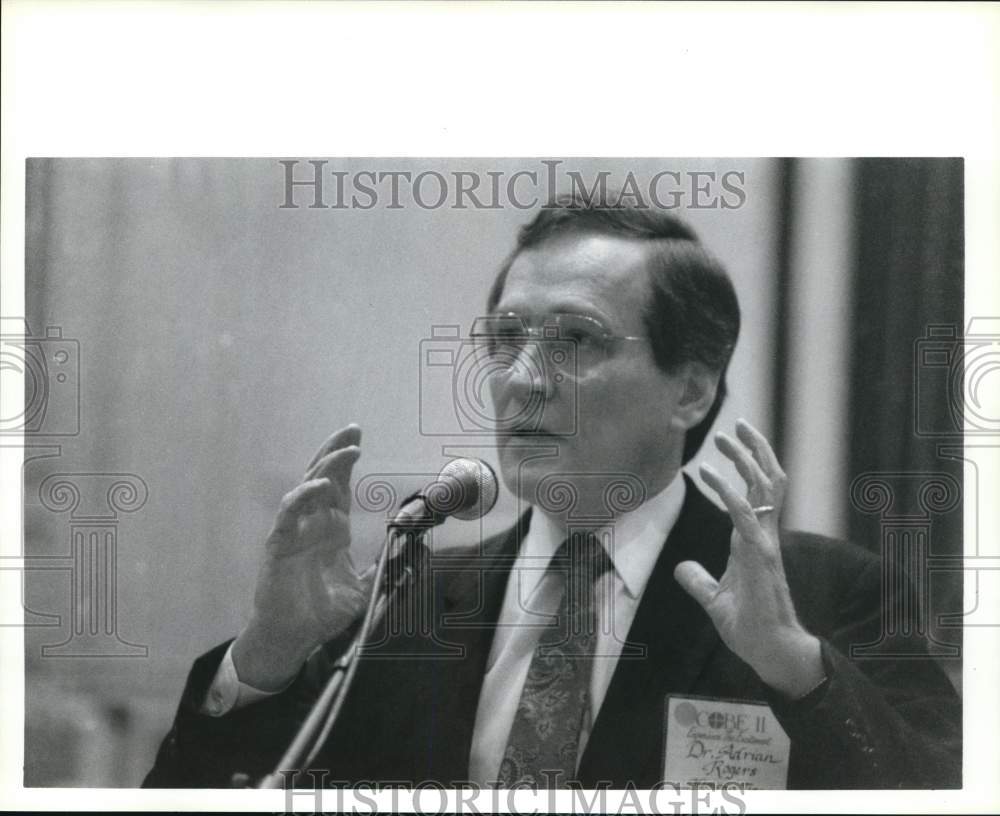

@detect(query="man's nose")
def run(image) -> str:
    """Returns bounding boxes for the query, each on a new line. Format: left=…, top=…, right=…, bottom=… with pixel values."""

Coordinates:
left=501, top=341, right=559, bottom=397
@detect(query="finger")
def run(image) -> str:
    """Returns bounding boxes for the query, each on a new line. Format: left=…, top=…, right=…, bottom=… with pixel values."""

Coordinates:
left=310, top=446, right=362, bottom=511
left=305, top=424, right=362, bottom=474
left=307, top=444, right=362, bottom=485
left=735, top=419, right=785, bottom=486
left=714, top=431, right=770, bottom=497
left=333, top=545, right=364, bottom=574
left=358, top=561, right=377, bottom=596
left=699, top=462, right=763, bottom=545
left=272, top=478, right=335, bottom=538
left=674, top=560, right=719, bottom=611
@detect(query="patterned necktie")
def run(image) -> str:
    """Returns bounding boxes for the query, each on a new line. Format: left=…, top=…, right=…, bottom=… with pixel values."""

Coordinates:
left=498, top=531, right=613, bottom=788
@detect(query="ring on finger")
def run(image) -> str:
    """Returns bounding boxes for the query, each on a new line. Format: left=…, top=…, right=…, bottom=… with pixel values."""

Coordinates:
left=751, top=505, right=775, bottom=516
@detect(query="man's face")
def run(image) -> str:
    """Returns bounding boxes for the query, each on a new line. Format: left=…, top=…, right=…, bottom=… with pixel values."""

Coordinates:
left=489, top=232, right=692, bottom=511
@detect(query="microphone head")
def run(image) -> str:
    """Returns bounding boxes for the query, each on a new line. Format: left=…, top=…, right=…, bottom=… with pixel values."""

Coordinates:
left=425, top=457, right=499, bottom=521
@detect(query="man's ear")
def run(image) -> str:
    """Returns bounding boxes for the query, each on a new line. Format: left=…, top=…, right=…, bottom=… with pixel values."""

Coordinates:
left=668, top=362, right=720, bottom=432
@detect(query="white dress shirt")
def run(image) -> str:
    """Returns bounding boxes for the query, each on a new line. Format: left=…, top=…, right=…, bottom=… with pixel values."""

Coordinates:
left=467, top=475, right=686, bottom=784
left=203, top=475, right=687, bottom=784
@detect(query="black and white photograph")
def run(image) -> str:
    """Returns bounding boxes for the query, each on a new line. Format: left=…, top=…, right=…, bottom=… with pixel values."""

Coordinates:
left=1, top=3, right=997, bottom=815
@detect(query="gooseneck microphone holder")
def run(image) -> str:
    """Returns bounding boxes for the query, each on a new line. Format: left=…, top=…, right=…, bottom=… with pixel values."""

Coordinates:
left=255, top=509, right=432, bottom=789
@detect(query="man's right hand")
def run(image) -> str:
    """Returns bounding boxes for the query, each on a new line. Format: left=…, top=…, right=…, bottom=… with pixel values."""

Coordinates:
left=231, top=424, right=373, bottom=691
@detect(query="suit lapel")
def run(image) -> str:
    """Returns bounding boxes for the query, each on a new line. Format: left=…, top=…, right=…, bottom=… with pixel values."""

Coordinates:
left=422, top=512, right=530, bottom=780
left=577, top=476, right=732, bottom=787
left=410, top=483, right=731, bottom=785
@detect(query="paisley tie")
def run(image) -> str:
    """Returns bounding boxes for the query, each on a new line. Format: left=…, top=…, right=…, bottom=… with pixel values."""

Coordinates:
left=497, top=531, right=613, bottom=788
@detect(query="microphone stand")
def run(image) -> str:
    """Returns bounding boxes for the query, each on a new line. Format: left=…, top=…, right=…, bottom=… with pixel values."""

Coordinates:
left=255, top=516, right=432, bottom=789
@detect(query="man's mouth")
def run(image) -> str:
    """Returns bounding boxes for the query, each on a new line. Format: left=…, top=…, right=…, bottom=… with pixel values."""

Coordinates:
left=496, top=425, right=564, bottom=440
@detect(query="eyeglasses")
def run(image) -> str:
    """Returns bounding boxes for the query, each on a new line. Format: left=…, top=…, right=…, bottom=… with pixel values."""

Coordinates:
left=469, top=312, right=645, bottom=377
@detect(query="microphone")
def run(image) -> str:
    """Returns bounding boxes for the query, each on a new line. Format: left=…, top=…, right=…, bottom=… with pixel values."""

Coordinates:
left=256, top=457, right=499, bottom=790
left=390, top=457, right=499, bottom=528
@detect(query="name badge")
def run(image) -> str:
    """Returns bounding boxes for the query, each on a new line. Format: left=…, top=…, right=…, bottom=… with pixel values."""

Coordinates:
left=662, top=695, right=791, bottom=789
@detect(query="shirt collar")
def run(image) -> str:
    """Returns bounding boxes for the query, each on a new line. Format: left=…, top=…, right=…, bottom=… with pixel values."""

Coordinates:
left=525, top=473, right=687, bottom=599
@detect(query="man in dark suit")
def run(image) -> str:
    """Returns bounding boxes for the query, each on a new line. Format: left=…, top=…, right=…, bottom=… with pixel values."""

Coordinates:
left=145, top=195, right=960, bottom=790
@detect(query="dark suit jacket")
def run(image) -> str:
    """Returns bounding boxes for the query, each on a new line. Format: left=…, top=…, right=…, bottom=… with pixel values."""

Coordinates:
left=144, top=476, right=961, bottom=789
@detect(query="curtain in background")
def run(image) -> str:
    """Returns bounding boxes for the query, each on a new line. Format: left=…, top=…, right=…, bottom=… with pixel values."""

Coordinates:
left=848, top=158, right=964, bottom=661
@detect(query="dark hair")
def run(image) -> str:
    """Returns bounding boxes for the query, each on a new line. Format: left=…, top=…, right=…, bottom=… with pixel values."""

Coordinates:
left=486, top=192, right=741, bottom=465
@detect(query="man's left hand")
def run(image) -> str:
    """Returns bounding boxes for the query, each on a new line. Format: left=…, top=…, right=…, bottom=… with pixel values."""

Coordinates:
left=674, top=419, right=826, bottom=700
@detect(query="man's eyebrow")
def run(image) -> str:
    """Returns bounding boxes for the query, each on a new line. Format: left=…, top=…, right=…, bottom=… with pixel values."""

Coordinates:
left=492, top=303, right=618, bottom=327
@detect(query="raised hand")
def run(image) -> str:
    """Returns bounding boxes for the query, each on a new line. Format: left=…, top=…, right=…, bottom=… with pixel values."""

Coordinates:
left=674, top=419, right=825, bottom=699
left=232, top=424, right=374, bottom=691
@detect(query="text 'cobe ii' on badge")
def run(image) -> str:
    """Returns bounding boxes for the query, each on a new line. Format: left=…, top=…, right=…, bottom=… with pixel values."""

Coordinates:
left=662, top=695, right=791, bottom=789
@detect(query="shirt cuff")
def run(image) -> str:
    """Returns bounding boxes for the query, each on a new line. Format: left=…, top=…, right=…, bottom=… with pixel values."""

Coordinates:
left=199, top=640, right=292, bottom=717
